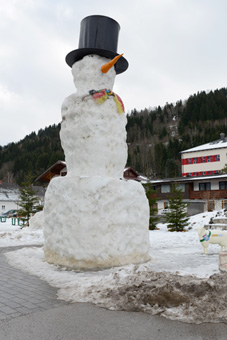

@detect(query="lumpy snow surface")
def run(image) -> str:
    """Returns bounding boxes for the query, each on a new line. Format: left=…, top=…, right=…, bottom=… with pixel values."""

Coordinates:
left=61, top=94, right=127, bottom=178
left=44, top=54, right=150, bottom=269
left=44, top=176, right=150, bottom=269
left=71, top=55, right=116, bottom=94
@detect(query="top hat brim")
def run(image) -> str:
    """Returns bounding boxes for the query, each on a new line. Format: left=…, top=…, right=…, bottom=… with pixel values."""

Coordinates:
left=65, top=48, right=128, bottom=74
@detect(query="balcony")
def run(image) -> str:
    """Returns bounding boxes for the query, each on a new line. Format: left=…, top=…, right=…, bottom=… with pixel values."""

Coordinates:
left=189, top=187, right=227, bottom=200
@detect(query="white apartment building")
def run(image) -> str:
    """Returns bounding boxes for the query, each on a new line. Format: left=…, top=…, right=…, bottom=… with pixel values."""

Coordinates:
left=181, top=133, right=227, bottom=177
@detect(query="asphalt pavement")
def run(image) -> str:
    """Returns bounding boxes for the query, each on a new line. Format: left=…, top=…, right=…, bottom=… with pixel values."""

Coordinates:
left=1, top=246, right=227, bottom=340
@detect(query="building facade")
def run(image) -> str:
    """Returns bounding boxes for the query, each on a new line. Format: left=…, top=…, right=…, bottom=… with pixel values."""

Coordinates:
left=0, top=183, right=45, bottom=215
left=181, top=134, right=227, bottom=177
left=151, top=174, right=227, bottom=215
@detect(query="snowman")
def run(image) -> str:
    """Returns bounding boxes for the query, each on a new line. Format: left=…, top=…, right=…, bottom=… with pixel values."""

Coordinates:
left=43, top=15, right=150, bottom=269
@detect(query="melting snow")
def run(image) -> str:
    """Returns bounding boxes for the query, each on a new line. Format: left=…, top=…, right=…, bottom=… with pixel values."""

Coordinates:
left=2, top=211, right=227, bottom=324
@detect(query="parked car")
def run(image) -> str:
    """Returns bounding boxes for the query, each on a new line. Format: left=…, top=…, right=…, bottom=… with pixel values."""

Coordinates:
left=1, top=210, right=18, bottom=218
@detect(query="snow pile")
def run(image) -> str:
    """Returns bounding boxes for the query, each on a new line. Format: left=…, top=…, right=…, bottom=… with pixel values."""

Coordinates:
left=29, top=211, right=44, bottom=230
left=187, top=210, right=224, bottom=228
left=0, top=218, right=43, bottom=247
left=44, top=54, right=150, bottom=269
left=5, top=245, right=227, bottom=324
left=3, top=207, right=227, bottom=324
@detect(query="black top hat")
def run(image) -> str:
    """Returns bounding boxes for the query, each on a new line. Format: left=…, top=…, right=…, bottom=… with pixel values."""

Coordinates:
left=65, top=15, right=128, bottom=74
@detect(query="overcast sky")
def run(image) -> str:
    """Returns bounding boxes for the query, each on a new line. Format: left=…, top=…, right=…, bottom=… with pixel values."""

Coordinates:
left=1, top=0, right=227, bottom=147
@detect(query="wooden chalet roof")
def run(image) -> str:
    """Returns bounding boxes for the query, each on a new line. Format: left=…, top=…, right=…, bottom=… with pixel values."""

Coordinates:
left=35, top=160, right=66, bottom=183
left=35, top=162, right=146, bottom=184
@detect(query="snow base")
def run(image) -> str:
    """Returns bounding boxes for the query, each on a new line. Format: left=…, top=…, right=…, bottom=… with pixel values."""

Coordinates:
left=5, top=247, right=227, bottom=324
left=44, top=247, right=149, bottom=270
left=44, top=175, right=150, bottom=269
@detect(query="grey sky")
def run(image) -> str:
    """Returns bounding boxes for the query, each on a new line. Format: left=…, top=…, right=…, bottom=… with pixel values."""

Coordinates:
left=1, top=0, right=227, bottom=146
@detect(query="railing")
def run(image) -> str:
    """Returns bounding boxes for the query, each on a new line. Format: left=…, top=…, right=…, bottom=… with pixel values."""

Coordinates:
left=0, top=217, right=26, bottom=226
left=189, top=189, right=227, bottom=200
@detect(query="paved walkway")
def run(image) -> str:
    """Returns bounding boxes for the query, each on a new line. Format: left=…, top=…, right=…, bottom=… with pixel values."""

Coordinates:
left=0, top=246, right=68, bottom=321
left=1, top=246, right=227, bottom=340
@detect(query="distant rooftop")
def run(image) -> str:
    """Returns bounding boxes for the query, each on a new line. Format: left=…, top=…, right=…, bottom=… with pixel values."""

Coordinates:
left=150, top=173, right=227, bottom=185
left=0, top=183, right=20, bottom=202
left=181, top=133, right=227, bottom=154
left=0, top=183, right=45, bottom=201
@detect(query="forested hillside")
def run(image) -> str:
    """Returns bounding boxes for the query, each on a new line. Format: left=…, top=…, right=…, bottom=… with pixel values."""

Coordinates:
left=127, top=88, right=227, bottom=177
left=0, top=124, right=64, bottom=184
left=1, top=88, right=227, bottom=184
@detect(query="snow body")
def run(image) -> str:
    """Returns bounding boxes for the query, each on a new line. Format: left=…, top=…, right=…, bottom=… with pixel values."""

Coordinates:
left=44, top=55, right=150, bottom=269
left=60, top=55, right=127, bottom=178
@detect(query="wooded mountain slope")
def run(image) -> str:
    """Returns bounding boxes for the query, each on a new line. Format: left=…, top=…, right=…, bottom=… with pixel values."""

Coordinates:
left=1, top=88, right=227, bottom=184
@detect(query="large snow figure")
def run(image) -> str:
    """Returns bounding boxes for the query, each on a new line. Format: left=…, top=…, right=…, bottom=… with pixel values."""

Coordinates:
left=44, top=15, right=150, bottom=269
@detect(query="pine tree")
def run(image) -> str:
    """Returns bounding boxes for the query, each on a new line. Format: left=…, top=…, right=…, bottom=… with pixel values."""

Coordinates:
left=165, top=183, right=189, bottom=232
left=221, top=164, right=227, bottom=174
left=143, top=183, right=159, bottom=230
left=18, top=173, right=40, bottom=226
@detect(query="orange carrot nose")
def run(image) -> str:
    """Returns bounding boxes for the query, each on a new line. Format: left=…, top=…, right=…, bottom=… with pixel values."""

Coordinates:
left=101, top=53, right=124, bottom=73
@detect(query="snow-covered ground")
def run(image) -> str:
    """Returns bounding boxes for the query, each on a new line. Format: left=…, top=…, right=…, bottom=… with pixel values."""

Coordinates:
left=0, top=218, right=43, bottom=246
left=2, top=211, right=227, bottom=324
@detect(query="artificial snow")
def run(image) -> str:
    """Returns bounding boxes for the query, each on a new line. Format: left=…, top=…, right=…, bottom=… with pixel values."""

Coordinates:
left=3, top=210, right=227, bottom=324
left=44, top=54, right=150, bottom=269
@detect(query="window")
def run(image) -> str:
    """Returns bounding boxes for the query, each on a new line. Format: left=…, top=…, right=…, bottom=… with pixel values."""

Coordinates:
left=184, top=155, right=219, bottom=164
left=193, top=158, right=198, bottom=164
left=177, top=183, right=185, bottom=192
left=207, top=156, right=212, bottom=162
left=219, top=182, right=227, bottom=190
left=222, top=200, right=227, bottom=209
left=199, top=183, right=205, bottom=191
left=199, top=182, right=211, bottom=191
left=1, top=205, right=5, bottom=211
left=161, top=184, right=170, bottom=193
left=206, top=182, right=211, bottom=190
